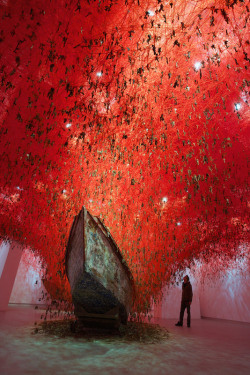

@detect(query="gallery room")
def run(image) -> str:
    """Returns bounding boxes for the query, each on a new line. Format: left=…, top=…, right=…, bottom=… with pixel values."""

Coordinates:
left=0, top=0, right=249, bottom=374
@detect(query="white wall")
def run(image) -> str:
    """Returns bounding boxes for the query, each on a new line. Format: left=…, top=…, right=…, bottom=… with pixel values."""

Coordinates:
left=198, top=255, right=250, bottom=323
left=0, top=240, right=23, bottom=310
left=161, top=275, right=201, bottom=320
left=0, top=240, right=10, bottom=278
left=151, top=272, right=201, bottom=320
left=151, top=250, right=250, bottom=324
left=9, top=248, right=47, bottom=305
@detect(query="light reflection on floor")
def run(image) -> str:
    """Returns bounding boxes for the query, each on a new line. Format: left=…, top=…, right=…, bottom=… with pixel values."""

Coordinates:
left=0, top=305, right=249, bottom=375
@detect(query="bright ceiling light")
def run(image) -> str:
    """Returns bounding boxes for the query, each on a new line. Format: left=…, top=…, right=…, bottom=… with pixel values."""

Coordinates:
left=147, top=10, right=155, bottom=16
left=234, top=103, right=241, bottom=111
left=194, top=61, right=202, bottom=70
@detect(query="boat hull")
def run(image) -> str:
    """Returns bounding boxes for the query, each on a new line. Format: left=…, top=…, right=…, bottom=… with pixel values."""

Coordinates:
left=65, top=207, right=134, bottom=325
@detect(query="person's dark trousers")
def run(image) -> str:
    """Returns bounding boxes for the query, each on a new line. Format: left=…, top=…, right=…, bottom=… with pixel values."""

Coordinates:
left=179, top=301, right=191, bottom=326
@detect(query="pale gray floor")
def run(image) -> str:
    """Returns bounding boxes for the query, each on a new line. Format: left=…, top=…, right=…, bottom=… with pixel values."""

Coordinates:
left=0, top=304, right=249, bottom=375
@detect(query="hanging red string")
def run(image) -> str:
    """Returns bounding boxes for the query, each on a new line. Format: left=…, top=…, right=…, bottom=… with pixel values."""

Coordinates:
left=0, top=0, right=249, bottom=311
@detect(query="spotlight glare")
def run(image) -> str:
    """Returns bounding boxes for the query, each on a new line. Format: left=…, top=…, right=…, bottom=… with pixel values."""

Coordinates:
left=194, top=61, right=202, bottom=70
left=235, top=103, right=241, bottom=111
left=147, top=10, right=155, bottom=16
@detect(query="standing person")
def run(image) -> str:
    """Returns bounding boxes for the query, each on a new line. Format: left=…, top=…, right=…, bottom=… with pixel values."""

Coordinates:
left=175, top=275, right=193, bottom=327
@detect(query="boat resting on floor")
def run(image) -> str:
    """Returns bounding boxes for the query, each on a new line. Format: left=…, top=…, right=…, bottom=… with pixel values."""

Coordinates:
left=65, top=207, right=134, bottom=327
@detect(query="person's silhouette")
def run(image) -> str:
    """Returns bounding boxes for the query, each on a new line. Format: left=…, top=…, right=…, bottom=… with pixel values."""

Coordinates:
left=175, top=275, right=193, bottom=327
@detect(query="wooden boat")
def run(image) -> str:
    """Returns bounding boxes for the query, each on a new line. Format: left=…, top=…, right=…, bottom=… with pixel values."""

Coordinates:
left=65, top=206, right=134, bottom=327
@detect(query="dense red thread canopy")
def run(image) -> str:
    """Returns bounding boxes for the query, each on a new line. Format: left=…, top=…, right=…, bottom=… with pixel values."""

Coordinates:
left=0, top=0, right=249, bottom=311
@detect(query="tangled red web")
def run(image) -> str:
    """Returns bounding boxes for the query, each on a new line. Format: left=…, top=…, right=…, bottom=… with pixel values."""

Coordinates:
left=0, top=0, right=249, bottom=312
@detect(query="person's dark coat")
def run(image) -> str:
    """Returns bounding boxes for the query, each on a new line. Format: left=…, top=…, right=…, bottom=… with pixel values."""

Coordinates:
left=181, top=281, right=193, bottom=303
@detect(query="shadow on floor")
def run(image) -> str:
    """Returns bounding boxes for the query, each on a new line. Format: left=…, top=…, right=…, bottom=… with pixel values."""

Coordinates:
left=33, top=319, right=169, bottom=344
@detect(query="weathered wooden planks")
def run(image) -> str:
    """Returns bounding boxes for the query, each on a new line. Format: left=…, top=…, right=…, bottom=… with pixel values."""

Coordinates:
left=65, top=207, right=134, bottom=325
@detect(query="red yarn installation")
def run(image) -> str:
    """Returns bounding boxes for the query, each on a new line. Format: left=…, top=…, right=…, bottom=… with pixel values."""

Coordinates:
left=0, top=0, right=249, bottom=312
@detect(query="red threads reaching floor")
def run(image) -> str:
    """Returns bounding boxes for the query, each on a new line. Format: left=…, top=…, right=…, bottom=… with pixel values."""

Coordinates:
left=0, top=0, right=249, bottom=311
